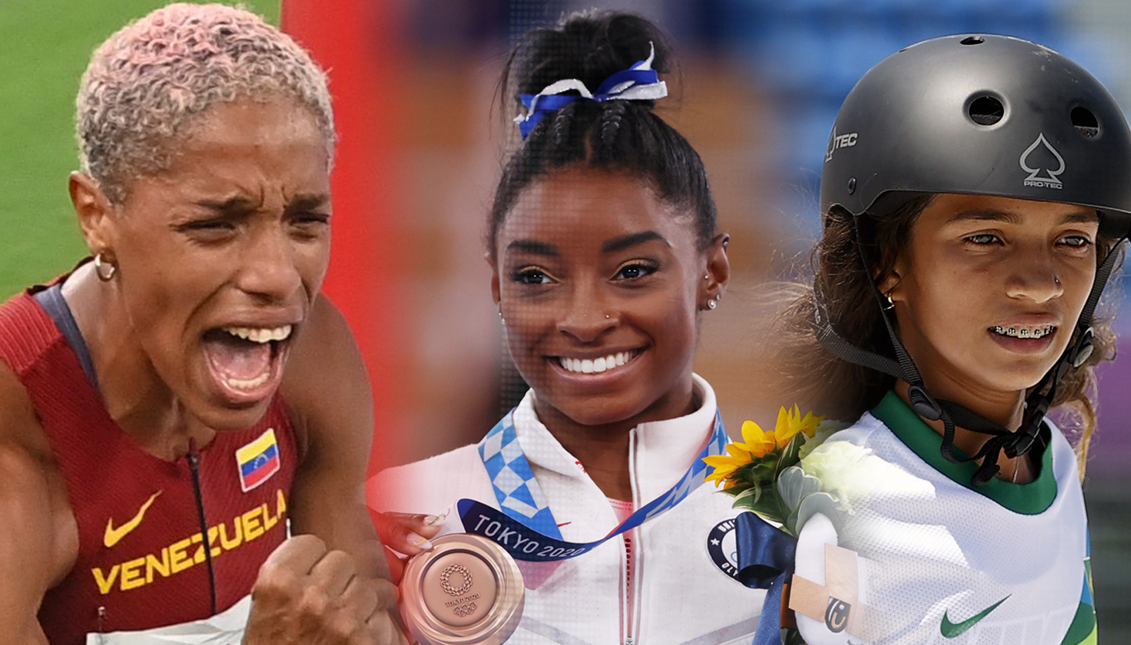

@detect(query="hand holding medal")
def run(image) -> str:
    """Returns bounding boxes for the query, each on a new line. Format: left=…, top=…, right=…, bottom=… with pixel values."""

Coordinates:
left=376, top=511, right=523, bottom=644
left=399, top=535, right=524, bottom=645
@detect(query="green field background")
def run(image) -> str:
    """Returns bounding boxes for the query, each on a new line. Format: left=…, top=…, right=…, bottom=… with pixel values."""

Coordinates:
left=0, top=0, right=280, bottom=299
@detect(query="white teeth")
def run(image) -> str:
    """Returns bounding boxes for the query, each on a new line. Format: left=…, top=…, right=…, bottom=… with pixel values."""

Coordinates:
left=993, top=325, right=1054, bottom=339
left=558, top=351, right=637, bottom=374
left=225, top=372, right=270, bottom=390
left=222, top=324, right=293, bottom=344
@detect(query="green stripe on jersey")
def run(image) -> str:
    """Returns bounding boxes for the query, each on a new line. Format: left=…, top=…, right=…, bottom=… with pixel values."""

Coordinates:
left=871, top=391, right=1056, bottom=514
left=1059, top=602, right=1097, bottom=645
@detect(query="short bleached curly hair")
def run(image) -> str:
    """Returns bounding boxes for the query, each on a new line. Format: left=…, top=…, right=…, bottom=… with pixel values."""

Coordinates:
left=76, top=3, right=335, bottom=204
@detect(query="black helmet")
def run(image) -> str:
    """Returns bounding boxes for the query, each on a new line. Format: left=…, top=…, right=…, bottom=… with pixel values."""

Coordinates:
left=814, top=34, right=1131, bottom=485
left=820, top=34, right=1131, bottom=239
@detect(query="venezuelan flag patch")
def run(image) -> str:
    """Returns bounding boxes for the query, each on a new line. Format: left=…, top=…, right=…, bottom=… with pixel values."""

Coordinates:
left=236, top=428, right=281, bottom=492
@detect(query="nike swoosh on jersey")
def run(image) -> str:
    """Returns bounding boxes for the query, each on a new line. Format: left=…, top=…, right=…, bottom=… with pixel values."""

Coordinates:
left=940, top=595, right=1011, bottom=639
left=104, top=490, right=163, bottom=548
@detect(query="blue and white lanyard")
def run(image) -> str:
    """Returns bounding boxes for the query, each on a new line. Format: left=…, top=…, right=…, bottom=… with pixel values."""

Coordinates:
left=457, top=409, right=727, bottom=561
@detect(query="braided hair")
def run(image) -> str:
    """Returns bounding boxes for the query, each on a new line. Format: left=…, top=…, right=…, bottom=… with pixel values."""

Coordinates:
left=487, top=10, right=716, bottom=258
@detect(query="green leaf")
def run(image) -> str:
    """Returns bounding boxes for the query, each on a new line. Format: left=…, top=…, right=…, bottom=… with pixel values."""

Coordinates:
left=775, top=466, right=824, bottom=535
left=750, top=461, right=777, bottom=480
left=777, top=435, right=805, bottom=476
left=721, top=481, right=753, bottom=498
left=733, top=481, right=764, bottom=506
left=747, top=495, right=785, bottom=520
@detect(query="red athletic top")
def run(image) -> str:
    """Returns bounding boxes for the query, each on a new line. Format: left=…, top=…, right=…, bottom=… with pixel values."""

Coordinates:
left=0, top=289, right=300, bottom=644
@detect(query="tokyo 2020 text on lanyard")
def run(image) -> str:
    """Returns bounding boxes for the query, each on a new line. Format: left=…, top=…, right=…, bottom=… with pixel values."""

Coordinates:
left=457, top=409, right=727, bottom=562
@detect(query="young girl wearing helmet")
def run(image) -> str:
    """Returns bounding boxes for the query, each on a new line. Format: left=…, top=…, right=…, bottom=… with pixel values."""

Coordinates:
left=770, top=34, right=1129, bottom=645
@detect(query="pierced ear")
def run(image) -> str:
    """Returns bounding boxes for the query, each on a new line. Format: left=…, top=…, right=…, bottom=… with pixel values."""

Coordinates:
left=876, top=265, right=904, bottom=301
left=486, top=252, right=501, bottom=307
left=69, top=172, right=117, bottom=257
left=701, top=233, right=731, bottom=299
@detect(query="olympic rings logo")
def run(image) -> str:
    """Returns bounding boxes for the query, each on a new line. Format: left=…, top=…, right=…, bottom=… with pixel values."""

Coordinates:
left=452, top=602, right=478, bottom=617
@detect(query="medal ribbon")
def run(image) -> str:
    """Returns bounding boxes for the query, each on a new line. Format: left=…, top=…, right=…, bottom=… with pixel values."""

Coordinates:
left=458, top=410, right=727, bottom=561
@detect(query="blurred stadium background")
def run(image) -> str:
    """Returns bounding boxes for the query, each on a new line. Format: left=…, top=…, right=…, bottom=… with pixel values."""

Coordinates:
left=2, top=0, right=1128, bottom=638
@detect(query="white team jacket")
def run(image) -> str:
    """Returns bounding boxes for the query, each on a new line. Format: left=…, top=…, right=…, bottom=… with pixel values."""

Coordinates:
left=792, top=391, right=1094, bottom=645
left=368, top=375, right=766, bottom=645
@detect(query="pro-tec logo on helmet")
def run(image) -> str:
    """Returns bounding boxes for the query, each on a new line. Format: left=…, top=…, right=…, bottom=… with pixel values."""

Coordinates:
left=1020, top=133, right=1066, bottom=190
left=825, top=127, right=858, bottom=162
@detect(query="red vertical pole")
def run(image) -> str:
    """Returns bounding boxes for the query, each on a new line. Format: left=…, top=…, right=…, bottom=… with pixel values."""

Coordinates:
left=281, top=1, right=406, bottom=481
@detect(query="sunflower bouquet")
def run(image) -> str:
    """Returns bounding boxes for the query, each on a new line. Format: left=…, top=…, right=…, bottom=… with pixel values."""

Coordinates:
left=704, top=406, right=844, bottom=535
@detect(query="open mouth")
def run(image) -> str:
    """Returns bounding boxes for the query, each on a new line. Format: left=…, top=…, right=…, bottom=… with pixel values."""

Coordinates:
left=202, top=324, right=294, bottom=402
left=556, top=349, right=642, bottom=375
left=990, top=325, right=1056, bottom=340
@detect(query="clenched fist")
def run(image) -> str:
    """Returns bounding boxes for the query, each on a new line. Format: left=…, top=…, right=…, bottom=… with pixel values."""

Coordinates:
left=243, top=535, right=408, bottom=645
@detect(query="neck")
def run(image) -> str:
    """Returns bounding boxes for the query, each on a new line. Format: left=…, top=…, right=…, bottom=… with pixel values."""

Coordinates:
left=894, top=380, right=1035, bottom=483
left=62, top=265, right=215, bottom=461
left=530, top=383, right=698, bottom=502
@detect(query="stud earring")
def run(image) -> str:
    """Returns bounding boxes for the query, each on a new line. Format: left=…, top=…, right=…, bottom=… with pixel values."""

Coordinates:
left=707, top=299, right=717, bottom=310
left=704, top=274, right=710, bottom=280
left=1054, top=276, right=1061, bottom=286
left=94, top=252, right=117, bottom=282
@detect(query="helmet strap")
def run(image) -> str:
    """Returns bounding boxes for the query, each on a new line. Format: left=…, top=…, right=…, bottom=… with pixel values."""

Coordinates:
left=811, top=218, right=1126, bottom=486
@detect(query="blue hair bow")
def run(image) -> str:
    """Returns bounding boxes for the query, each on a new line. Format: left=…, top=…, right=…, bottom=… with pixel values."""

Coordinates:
left=513, top=42, right=669, bottom=139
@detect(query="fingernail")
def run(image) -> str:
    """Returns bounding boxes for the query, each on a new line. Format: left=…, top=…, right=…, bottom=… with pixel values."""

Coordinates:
left=424, top=511, right=448, bottom=527
left=409, top=533, right=433, bottom=550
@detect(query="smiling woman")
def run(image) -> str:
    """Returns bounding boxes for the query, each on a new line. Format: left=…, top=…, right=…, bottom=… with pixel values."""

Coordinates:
left=0, top=4, right=402, bottom=645
left=369, top=10, right=768, bottom=645
left=496, top=169, right=705, bottom=463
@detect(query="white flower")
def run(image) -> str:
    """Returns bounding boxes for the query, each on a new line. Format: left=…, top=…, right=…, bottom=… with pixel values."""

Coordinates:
left=800, top=439, right=916, bottom=514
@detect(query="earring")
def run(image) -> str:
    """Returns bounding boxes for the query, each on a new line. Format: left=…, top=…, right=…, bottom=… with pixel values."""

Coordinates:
left=714, top=294, right=722, bottom=302
left=94, top=252, right=117, bottom=282
left=707, top=299, right=717, bottom=310
left=882, top=290, right=895, bottom=310
left=1054, top=276, right=1061, bottom=286
left=704, top=274, right=710, bottom=280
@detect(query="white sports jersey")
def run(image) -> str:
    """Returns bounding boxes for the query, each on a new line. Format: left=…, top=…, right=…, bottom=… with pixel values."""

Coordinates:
left=791, top=391, right=1096, bottom=645
left=369, top=375, right=766, bottom=645
left=84, top=596, right=249, bottom=644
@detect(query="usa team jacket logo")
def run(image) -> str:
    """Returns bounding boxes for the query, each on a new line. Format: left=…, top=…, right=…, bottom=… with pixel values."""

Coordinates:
left=236, top=428, right=281, bottom=492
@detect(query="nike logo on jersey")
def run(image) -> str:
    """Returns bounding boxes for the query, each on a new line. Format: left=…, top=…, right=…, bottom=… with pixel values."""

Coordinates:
left=940, top=595, right=1010, bottom=638
left=104, top=491, right=163, bottom=548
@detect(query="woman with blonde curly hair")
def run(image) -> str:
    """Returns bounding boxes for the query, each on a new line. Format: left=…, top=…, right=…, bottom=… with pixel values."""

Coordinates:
left=0, top=4, right=402, bottom=644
